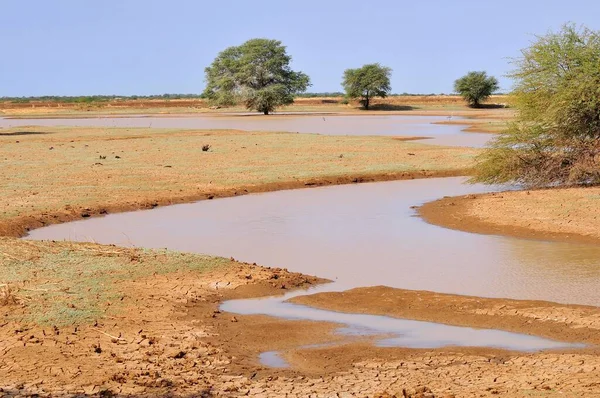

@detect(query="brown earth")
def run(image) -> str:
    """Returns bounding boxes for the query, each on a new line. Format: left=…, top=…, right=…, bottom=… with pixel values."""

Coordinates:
left=3, top=239, right=600, bottom=397
left=0, top=238, right=332, bottom=397
left=287, top=286, right=600, bottom=397
left=419, top=188, right=600, bottom=245
left=0, top=95, right=510, bottom=114
left=291, top=286, right=600, bottom=345
left=3, top=117, right=600, bottom=397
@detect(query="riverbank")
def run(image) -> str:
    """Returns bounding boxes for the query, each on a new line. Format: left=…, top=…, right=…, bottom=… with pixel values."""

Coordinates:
left=0, top=238, right=332, bottom=396
left=3, top=238, right=600, bottom=397
left=3, top=121, right=600, bottom=397
left=419, top=187, right=600, bottom=245
left=288, top=286, right=600, bottom=397
left=0, top=125, right=477, bottom=238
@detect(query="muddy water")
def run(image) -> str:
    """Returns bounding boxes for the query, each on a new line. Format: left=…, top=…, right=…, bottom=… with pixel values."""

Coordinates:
left=0, top=115, right=490, bottom=147
left=26, top=177, right=600, bottom=306
left=223, top=284, right=582, bottom=362
left=18, top=115, right=600, bottom=357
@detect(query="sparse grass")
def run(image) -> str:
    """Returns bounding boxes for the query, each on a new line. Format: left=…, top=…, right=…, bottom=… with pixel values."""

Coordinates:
left=0, top=121, right=481, bottom=324
left=0, top=238, right=229, bottom=325
left=0, top=125, right=478, bottom=236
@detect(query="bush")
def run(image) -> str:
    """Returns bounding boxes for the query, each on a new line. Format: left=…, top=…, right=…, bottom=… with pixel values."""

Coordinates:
left=473, top=24, right=600, bottom=187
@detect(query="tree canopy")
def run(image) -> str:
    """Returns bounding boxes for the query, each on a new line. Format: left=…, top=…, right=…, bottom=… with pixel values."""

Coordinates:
left=342, top=64, right=392, bottom=110
left=453, top=71, right=499, bottom=107
left=473, top=24, right=600, bottom=187
left=202, top=38, right=310, bottom=114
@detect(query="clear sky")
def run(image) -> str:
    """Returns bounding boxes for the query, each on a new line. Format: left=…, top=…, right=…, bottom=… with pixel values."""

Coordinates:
left=2, top=0, right=600, bottom=96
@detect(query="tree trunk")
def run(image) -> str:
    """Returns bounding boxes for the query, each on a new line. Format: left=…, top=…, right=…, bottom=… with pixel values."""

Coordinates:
left=263, top=110, right=269, bottom=115
left=364, top=95, right=369, bottom=110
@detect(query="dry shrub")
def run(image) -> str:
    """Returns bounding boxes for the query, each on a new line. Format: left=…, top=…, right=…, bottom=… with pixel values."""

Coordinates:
left=0, top=284, right=20, bottom=306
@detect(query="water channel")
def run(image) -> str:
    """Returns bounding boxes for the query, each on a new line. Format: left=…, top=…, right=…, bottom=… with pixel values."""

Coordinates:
left=17, top=115, right=597, bottom=365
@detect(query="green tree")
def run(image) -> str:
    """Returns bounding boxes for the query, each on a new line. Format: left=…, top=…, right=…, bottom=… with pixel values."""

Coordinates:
left=473, top=24, right=600, bottom=187
left=342, top=64, right=392, bottom=110
left=202, top=38, right=310, bottom=115
left=453, top=71, right=499, bottom=107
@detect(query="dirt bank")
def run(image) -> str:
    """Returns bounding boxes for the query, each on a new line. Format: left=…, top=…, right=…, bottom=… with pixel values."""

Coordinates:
left=287, top=286, right=600, bottom=397
left=0, top=126, right=476, bottom=238
left=419, top=188, right=600, bottom=245
left=291, top=286, right=600, bottom=345
left=4, top=239, right=599, bottom=397
left=0, top=238, right=332, bottom=397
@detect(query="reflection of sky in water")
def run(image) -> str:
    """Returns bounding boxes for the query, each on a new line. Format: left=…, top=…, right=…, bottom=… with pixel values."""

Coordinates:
left=241, top=283, right=583, bottom=368
left=0, top=115, right=491, bottom=147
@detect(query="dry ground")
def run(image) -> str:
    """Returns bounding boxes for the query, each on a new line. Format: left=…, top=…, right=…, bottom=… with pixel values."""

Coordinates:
left=3, top=239, right=600, bottom=397
left=0, top=95, right=513, bottom=121
left=2, top=116, right=600, bottom=397
left=0, top=125, right=477, bottom=237
left=420, top=188, right=600, bottom=244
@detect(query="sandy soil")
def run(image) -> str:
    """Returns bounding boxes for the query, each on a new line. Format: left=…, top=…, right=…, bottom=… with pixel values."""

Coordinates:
left=4, top=240, right=599, bottom=397
left=419, top=188, right=600, bottom=244
left=287, top=286, right=600, bottom=397
left=0, top=238, right=332, bottom=397
left=3, top=115, right=600, bottom=397
left=0, top=126, right=476, bottom=238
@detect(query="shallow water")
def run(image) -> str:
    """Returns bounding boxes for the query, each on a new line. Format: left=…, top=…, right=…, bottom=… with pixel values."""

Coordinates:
left=26, top=177, right=600, bottom=306
left=0, top=115, right=490, bottom=147
left=223, top=283, right=582, bottom=367
left=259, top=351, right=290, bottom=368
left=19, top=116, right=600, bottom=360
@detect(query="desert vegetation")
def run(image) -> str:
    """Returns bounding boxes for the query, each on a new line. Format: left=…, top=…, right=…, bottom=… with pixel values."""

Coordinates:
left=202, top=38, right=310, bottom=114
left=342, top=63, right=392, bottom=110
left=453, top=71, right=499, bottom=108
left=474, top=24, right=600, bottom=187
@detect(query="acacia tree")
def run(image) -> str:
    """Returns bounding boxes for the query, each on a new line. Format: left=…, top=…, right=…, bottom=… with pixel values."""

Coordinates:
left=473, top=24, right=600, bottom=187
left=342, top=64, right=392, bottom=110
left=203, top=38, right=310, bottom=114
left=454, top=71, right=499, bottom=107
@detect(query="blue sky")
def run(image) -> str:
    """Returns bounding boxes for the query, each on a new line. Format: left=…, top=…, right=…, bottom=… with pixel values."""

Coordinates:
left=2, top=0, right=600, bottom=96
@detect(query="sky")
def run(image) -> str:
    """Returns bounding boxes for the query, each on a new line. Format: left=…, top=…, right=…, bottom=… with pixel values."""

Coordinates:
left=2, top=0, right=600, bottom=97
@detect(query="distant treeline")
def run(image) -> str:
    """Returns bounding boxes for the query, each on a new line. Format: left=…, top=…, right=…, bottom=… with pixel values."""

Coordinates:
left=0, top=94, right=205, bottom=103
left=1, top=92, right=506, bottom=103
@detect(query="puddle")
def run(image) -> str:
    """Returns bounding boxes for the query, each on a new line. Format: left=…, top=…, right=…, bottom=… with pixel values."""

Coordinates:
left=259, top=351, right=290, bottom=368
left=0, top=115, right=490, bottom=147
left=227, top=283, right=583, bottom=368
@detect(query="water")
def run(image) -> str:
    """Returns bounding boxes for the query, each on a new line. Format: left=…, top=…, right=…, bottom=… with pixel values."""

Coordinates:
left=0, top=115, right=490, bottom=147
left=19, top=115, right=599, bottom=362
left=26, top=177, right=600, bottom=306
left=225, top=283, right=582, bottom=368
left=259, top=351, right=290, bottom=368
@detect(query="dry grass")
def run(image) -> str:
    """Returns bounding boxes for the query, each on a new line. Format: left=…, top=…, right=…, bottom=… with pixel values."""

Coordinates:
left=0, top=125, right=478, bottom=236
left=0, top=283, right=20, bottom=306
left=0, top=237, right=229, bottom=324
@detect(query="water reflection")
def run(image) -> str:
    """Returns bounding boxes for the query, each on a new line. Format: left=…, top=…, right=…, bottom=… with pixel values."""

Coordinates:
left=0, top=115, right=491, bottom=147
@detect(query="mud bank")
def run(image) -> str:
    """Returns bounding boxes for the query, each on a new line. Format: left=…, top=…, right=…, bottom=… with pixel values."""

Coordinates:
left=419, top=189, right=600, bottom=245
